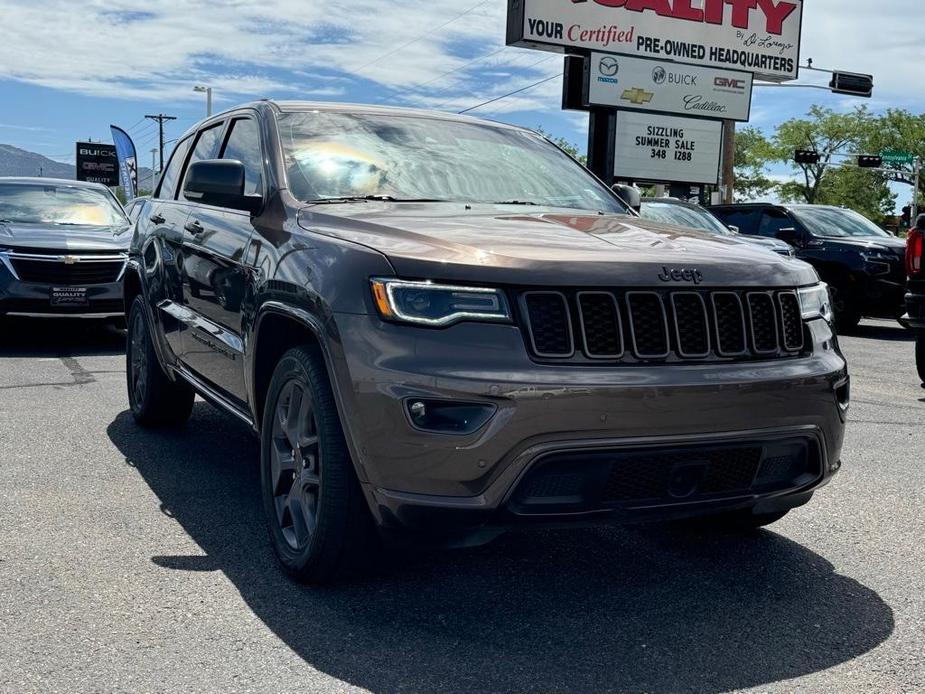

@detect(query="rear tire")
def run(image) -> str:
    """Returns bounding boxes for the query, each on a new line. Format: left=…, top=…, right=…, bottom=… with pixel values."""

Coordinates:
left=916, top=337, right=925, bottom=384
left=126, top=295, right=195, bottom=427
left=260, top=345, right=375, bottom=583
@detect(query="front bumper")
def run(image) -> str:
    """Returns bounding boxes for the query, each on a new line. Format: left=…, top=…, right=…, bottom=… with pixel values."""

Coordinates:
left=331, top=314, right=848, bottom=539
left=0, top=253, right=125, bottom=318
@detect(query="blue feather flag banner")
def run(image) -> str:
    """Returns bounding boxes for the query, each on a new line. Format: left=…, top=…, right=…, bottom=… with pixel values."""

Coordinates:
left=110, top=125, right=137, bottom=201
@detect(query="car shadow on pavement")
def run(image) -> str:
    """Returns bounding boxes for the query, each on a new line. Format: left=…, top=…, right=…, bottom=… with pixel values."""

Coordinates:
left=108, top=406, right=894, bottom=694
left=848, top=320, right=914, bottom=342
left=0, top=317, right=125, bottom=357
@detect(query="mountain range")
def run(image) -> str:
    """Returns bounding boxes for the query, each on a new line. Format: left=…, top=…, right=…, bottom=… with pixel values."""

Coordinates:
left=0, top=144, right=156, bottom=191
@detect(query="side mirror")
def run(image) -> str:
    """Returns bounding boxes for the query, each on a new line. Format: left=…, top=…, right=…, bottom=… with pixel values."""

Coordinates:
left=612, top=183, right=641, bottom=212
left=775, top=227, right=803, bottom=247
left=183, top=159, right=261, bottom=214
left=727, top=224, right=740, bottom=234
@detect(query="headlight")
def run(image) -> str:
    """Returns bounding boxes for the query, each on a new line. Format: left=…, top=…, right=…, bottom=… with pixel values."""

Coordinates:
left=370, top=278, right=511, bottom=327
left=798, top=283, right=833, bottom=323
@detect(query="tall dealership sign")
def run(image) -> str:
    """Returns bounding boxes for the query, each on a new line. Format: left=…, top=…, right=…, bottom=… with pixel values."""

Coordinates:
left=507, top=0, right=803, bottom=82
left=75, top=142, right=119, bottom=187
left=613, top=112, right=722, bottom=183
left=585, top=52, right=753, bottom=121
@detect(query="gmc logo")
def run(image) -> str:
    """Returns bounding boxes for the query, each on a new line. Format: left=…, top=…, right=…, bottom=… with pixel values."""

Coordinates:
left=715, top=77, right=746, bottom=90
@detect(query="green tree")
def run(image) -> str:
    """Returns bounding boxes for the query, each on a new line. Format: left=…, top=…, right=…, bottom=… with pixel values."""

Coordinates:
left=733, top=126, right=776, bottom=201
left=772, top=105, right=871, bottom=204
left=814, top=166, right=896, bottom=225
left=534, top=126, right=587, bottom=165
left=860, top=108, right=925, bottom=204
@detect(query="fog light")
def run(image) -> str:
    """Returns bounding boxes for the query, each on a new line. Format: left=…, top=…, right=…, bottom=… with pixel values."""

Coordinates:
left=405, top=399, right=496, bottom=435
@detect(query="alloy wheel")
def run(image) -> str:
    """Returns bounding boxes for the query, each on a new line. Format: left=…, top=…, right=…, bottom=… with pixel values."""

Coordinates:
left=270, top=379, right=322, bottom=550
left=130, top=311, right=148, bottom=407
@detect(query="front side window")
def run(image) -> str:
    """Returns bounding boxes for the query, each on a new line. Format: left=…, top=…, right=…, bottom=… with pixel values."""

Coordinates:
left=221, top=118, right=263, bottom=196
left=156, top=137, right=192, bottom=200
left=757, top=209, right=793, bottom=238
left=792, top=206, right=890, bottom=238
left=0, top=183, right=126, bottom=226
left=276, top=111, right=627, bottom=214
left=712, top=207, right=761, bottom=234
left=179, top=123, right=225, bottom=197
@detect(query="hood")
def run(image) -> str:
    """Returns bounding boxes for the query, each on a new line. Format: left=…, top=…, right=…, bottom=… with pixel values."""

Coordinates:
left=297, top=202, right=817, bottom=288
left=0, top=222, right=131, bottom=253
left=817, top=234, right=906, bottom=255
left=736, top=235, right=791, bottom=251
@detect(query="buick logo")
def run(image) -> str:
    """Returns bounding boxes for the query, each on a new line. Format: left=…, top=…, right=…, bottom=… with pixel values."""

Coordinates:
left=652, top=66, right=667, bottom=85
left=598, top=56, right=619, bottom=77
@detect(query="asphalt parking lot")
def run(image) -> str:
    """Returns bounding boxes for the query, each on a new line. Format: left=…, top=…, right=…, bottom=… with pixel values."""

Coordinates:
left=0, top=318, right=922, bottom=694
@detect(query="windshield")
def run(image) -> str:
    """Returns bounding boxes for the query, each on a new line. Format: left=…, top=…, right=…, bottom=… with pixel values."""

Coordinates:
left=792, top=206, right=890, bottom=239
left=277, top=111, right=627, bottom=214
left=640, top=201, right=731, bottom=235
left=0, top=183, right=126, bottom=226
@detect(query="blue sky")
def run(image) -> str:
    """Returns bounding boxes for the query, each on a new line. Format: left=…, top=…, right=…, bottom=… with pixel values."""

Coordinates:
left=0, top=0, right=921, bottom=209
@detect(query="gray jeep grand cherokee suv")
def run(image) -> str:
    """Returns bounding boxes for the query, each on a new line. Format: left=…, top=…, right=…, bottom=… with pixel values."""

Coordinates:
left=125, top=101, right=849, bottom=582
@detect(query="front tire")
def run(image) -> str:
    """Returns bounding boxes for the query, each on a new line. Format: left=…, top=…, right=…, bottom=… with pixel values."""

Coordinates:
left=260, top=346, right=374, bottom=583
left=829, top=283, right=862, bottom=333
left=126, top=295, right=195, bottom=427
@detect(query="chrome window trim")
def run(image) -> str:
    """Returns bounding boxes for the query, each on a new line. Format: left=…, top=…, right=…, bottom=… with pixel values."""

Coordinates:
left=670, top=291, right=711, bottom=359
left=576, top=291, right=624, bottom=359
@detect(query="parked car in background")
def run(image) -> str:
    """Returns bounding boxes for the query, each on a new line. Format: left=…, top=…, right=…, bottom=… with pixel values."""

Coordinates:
left=904, top=214, right=925, bottom=383
left=0, top=177, right=129, bottom=320
left=640, top=198, right=795, bottom=258
left=124, top=195, right=150, bottom=224
left=709, top=203, right=906, bottom=331
left=125, top=101, right=847, bottom=583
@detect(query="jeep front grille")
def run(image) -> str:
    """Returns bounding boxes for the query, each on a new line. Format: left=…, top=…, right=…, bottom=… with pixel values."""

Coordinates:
left=518, top=288, right=806, bottom=364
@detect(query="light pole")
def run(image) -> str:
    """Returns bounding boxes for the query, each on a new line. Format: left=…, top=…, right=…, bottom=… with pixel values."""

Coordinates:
left=150, top=148, right=158, bottom=192
left=193, top=85, right=213, bottom=117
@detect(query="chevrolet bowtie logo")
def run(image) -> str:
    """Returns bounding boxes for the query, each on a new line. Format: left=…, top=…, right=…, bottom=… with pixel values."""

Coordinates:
left=621, top=87, right=654, bottom=105
left=62, top=255, right=79, bottom=265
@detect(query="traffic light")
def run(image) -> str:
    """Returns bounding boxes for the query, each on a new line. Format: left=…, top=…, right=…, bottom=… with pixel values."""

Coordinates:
left=829, top=71, right=874, bottom=98
left=795, top=150, right=820, bottom=165
left=857, top=155, right=882, bottom=168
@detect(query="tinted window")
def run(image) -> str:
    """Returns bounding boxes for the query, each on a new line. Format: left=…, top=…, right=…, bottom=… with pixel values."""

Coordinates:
left=179, top=123, right=225, bottom=197
left=792, top=206, right=891, bottom=238
left=156, top=137, right=192, bottom=200
left=221, top=118, right=263, bottom=196
left=757, top=209, right=793, bottom=238
left=711, top=207, right=762, bottom=235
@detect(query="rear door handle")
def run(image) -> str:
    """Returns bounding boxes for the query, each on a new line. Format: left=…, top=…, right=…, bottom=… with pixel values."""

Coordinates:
left=184, top=220, right=204, bottom=235
left=149, top=213, right=166, bottom=225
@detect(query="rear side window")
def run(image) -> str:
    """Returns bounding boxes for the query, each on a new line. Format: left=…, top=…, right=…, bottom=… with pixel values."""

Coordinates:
left=712, top=207, right=762, bottom=235
left=757, top=209, right=794, bottom=238
left=221, top=118, right=263, bottom=196
left=156, top=137, right=192, bottom=200
left=178, top=123, right=225, bottom=198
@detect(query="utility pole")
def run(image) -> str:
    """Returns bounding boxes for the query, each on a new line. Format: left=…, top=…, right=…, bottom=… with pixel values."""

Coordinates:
left=144, top=114, right=177, bottom=172
left=914, top=157, right=921, bottom=220
left=721, top=120, right=736, bottom=204
left=150, top=148, right=158, bottom=192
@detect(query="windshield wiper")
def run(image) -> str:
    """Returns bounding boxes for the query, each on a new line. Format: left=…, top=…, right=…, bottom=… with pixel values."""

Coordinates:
left=491, top=200, right=540, bottom=206
left=307, top=195, right=447, bottom=204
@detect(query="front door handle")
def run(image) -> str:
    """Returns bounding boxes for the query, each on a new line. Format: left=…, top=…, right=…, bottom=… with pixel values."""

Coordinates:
left=184, top=220, right=204, bottom=235
left=149, top=213, right=165, bottom=225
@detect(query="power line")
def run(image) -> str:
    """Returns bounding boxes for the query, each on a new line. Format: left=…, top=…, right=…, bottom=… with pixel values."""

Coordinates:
left=415, top=45, right=509, bottom=89
left=145, top=114, right=177, bottom=171
left=431, top=53, right=557, bottom=109
left=356, top=0, right=491, bottom=73
left=456, top=73, right=560, bottom=115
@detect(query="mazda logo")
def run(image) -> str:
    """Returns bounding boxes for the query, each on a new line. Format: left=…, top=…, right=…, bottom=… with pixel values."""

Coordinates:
left=598, top=56, right=619, bottom=77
